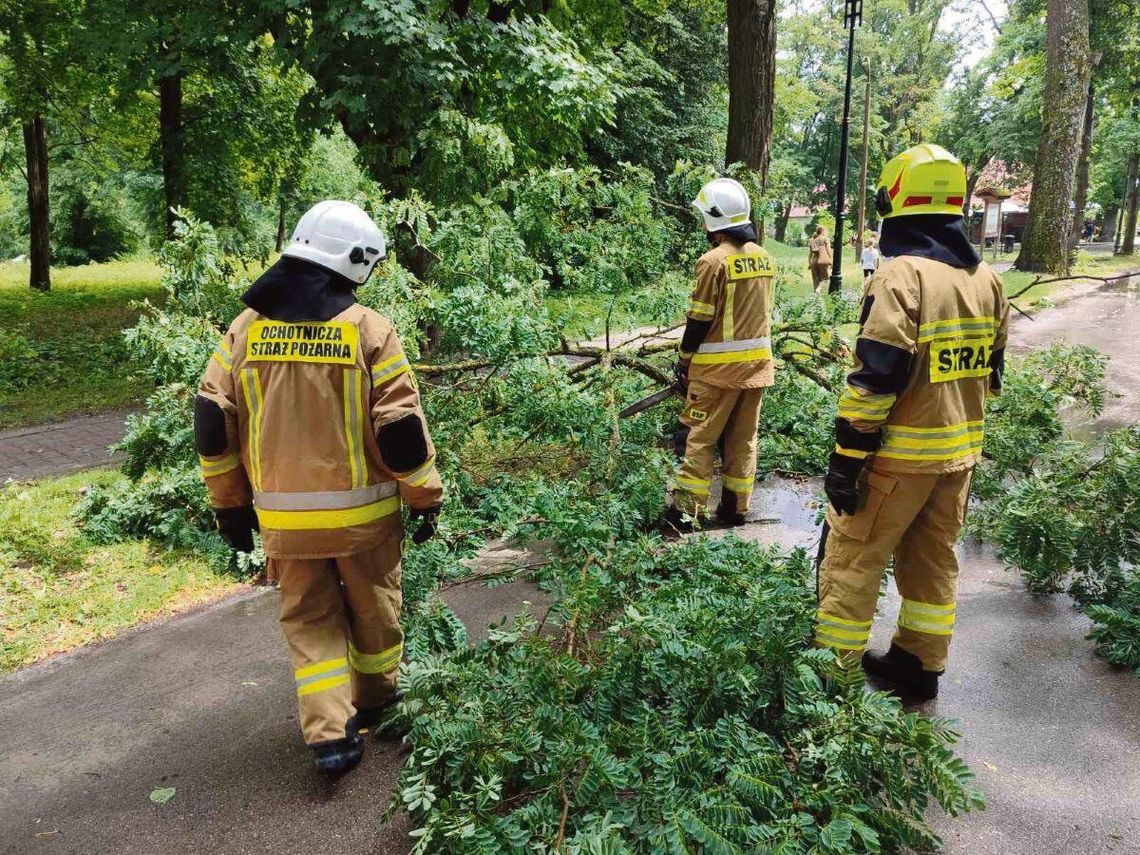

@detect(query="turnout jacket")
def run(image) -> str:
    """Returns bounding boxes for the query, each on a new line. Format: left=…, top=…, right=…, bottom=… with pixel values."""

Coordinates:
left=681, top=239, right=776, bottom=389
left=837, top=255, right=1009, bottom=474
left=196, top=305, right=444, bottom=558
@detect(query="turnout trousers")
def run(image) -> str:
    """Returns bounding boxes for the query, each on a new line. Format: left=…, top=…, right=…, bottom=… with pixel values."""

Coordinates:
left=268, top=536, right=404, bottom=745
left=673, top=379, right=765, bottom=517
left=815, top=465, right=972, bottom=672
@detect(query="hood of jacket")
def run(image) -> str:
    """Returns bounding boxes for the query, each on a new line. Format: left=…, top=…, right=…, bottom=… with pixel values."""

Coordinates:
left=241, top=256, right=358, bottom=322
left=879, top=214, right=982, bottom=269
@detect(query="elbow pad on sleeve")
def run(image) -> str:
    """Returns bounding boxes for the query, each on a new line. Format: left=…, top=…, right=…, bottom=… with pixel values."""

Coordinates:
left=377, top=413, right=430, bottom=473
left=989, top=347, right=1005, bottom=392
left=680, top=318, right=713, bottom=355
left=194, top=395, right=228, bottom=456
left=847, top=338, right=914, bottom=395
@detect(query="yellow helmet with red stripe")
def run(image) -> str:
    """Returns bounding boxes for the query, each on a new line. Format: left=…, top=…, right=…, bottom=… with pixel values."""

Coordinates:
left=874, top=144, right=967, bottom=219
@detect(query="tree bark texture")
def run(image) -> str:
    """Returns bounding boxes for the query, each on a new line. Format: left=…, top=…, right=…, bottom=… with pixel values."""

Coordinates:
left=1101, top=203, right=1117, bottom=243
left=23, top=116, right=51, bottom=292
left=1016, top=0, right=1092, bottom=273
left=159, top=71, right=186, bottom=239
left=1069, top=80, right=1096, bottom=246
left=1123, top=149, right=1139, bottom=256
left=774, top=202, right=789, bottom=242
left=276, top=198, right=287, bottom=253
left=855, top=64, right=871, bottom=263
left=725, top=0, right=776, bottom=187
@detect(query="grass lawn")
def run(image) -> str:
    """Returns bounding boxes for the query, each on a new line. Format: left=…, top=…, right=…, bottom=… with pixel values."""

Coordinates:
left=0, top=259, right=164, bottom=428
left=0, top=469, right=244, bottom=672
left=549, top=240, right=867, bottom=338
left=1001, top=251, right=1140, bottom=307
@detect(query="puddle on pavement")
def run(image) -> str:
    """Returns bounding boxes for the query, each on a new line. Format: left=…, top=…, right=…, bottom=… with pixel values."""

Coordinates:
left=1011, top=273, right=1140, bottom=433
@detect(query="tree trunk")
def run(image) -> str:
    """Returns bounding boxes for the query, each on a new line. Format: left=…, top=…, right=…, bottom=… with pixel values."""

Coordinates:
left=1123, top=150, right=1139, bottom=256
left=23, top=115, right=51, bottom=292
left=159, top=71, right=186, bottom=239
left=725, top=0, right=776, bottom=186
left=774, top=202, right=789, bottom=242
left=1069, top=79, right=1096, bottom=246
left=854, top=62, right=871, bottom=263
left=275, top=196, right=287, bottom=253
left=1015, top=0, right=1092, bottom=273
left=1102, top=203, right=1117, bottom=243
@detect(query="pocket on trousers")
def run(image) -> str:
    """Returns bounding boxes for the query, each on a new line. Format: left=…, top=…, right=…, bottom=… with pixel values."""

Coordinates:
left=831, top=470, right=898, bottom=544
left=681, top=382, right=713, bottom=426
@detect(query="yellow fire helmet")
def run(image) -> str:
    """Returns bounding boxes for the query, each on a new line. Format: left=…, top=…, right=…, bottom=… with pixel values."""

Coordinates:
left=874, top=143, right=967, bottom=219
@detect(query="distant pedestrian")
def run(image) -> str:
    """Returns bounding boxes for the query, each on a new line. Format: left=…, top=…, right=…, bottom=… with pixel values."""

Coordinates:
left=861, top=238, right=880, bottom=285
left=808, top=226, right=833, bottom=293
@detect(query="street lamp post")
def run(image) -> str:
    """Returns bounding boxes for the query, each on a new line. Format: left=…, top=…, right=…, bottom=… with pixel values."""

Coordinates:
left=828, top=0, right=863, bottom=294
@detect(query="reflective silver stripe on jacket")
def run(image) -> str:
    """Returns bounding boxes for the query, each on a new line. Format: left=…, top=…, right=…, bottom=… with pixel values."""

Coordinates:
left=253, top=481, right=399, bottom=511
left=697, top=336, right=772, bottom=354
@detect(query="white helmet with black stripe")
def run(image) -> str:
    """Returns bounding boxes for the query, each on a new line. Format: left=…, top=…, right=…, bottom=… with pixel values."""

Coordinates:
left=282, top=200, right=387, bottom=285
left=691, top=178, right=751, bottom=232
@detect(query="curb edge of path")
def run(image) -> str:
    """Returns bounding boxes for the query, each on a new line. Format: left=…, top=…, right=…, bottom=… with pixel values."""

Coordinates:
left=0, top=585, right=271, bottom=690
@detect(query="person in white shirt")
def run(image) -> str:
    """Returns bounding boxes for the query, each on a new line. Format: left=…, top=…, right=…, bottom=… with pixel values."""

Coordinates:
left=861, top=237, right=881, bottom=285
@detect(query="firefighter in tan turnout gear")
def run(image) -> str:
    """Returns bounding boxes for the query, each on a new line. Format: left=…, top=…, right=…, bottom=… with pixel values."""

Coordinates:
left=815, top=145, right=1009, bottom=701
left=195, top=201, right=443, bottom=773
left=667, top=178, right=776, bottom=530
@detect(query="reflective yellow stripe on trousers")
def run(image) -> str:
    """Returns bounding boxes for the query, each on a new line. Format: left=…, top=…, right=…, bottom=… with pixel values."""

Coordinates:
left=815, top=610, right=872, bottom=651
left=898, top=599, right=956, bottom=636
left=348, top=641, right=403, bottom=675
left=295, top=656, right=349, bottom=697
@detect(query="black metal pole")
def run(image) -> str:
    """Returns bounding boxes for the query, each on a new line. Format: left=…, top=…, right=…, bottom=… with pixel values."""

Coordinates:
left=828, top=16, right=858, bottom=294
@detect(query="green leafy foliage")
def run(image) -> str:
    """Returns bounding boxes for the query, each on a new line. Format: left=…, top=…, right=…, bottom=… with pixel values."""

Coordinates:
left=970, top=344, right=1139, bottom=674
left=83, top=188, right=980, bottom=849
left=392, top=540, right=982, bottom=853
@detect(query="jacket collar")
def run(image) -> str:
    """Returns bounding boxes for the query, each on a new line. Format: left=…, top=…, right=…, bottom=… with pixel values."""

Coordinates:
left=241, top=257, right=358, bottom=322
left=879, top=214, right=982, bottom=269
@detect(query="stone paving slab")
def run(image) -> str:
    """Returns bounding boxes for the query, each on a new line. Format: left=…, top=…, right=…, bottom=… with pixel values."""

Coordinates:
left=0, top=408, right=136, bottom=482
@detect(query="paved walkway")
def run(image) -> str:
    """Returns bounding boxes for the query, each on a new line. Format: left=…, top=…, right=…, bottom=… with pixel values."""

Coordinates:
left=0, top=408, right=136, bottom=482
left=3, top=478, right=1139, bottom=855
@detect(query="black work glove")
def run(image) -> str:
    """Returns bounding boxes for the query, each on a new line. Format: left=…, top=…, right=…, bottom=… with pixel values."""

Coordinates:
left=410, top=504, right=441, bottom=545
left=214, top=505, right=259, bottom=552
left=825, top=419, right=883, bottom=516
left=675, top=360, right=690, bottom=394
left=824, top=452, right=866, bottom=516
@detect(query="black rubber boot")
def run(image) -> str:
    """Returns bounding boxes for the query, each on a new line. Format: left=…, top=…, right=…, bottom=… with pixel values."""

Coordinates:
left=862, top=643, right=941, bottom=702
left=659, top=506, right=699, bottom=535
left=349, top=693, right=404, bottom=738
left=310, top=725, right=366, bottom=775
left=715, top=493, right=747, bottom=527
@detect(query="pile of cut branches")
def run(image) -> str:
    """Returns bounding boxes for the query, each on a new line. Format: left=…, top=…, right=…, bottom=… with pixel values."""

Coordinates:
left=79, top=190, right=982, bottom=851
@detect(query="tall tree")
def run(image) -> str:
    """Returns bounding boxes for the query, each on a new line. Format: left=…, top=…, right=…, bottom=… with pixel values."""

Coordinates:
left=1123, top=149, right=1139, bottom=255
left=1069, top=76, right=1097, bottom=246
left=0, top=1, right=80, bottom=290
left=725, top=0, right=777, bottom=187
left=91, top=0, right=269, bottom=238
left=1016, top=0, right=1093, bottom=272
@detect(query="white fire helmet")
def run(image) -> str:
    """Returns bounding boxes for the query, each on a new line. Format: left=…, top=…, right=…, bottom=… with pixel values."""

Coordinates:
left=282, top=200, right=387, bottom=285
left=691, top=178, right=751, bottom=232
